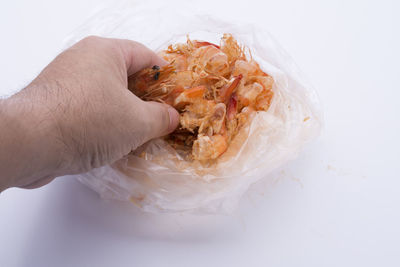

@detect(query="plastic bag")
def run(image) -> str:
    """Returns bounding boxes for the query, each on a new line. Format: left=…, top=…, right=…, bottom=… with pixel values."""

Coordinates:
left=66, top=2, right=323, bottom=213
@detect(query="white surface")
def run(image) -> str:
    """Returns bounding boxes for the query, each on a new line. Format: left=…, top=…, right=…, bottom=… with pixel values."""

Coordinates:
left=1, top=0, right=399, bottom=266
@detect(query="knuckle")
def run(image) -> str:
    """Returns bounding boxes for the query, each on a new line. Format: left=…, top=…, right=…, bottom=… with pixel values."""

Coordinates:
left=76, top=36, right=122, bottom=61
left=79, top=36, right=114, bottom=51
left=81, top=35, right=101, bottom=44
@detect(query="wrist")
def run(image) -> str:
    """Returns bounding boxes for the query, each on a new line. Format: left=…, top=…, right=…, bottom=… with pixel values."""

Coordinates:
left=0, top=84, right=65, bottom=189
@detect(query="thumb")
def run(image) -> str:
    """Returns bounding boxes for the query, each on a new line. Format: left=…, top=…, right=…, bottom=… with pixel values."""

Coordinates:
left=141, top=101, right=179, bottom=140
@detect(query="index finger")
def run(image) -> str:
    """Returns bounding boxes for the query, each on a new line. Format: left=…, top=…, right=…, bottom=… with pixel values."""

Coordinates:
left=115, top=39, right=168, bottom=76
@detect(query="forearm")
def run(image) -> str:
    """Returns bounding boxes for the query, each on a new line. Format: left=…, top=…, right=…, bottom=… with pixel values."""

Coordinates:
left=0, top=87, right=62, bottom=191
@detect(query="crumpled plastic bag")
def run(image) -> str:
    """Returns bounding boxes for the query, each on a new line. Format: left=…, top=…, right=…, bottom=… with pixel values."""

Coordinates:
left=65, top=3, right=323, bottom=213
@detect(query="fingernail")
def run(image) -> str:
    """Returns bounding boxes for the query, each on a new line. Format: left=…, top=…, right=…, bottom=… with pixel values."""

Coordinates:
left=167, top=107, right=179, bottom=133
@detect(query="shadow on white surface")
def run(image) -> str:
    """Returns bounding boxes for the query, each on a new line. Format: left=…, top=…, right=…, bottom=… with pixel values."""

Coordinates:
left=17, top=175, right=254, bottom=265
left=27, top=177, right=242, bottom=238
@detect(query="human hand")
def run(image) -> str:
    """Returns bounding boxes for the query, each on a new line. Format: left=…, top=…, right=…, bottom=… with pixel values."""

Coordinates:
left=0, top=36, right=179, bottom=190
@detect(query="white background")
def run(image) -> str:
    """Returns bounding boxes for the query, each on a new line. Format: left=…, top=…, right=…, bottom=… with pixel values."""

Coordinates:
left=1, top=0, right=399, bottom=266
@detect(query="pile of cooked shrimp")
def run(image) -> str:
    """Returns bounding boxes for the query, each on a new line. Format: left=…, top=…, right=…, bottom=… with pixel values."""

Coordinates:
left=128, top=34, right=274, bottom=162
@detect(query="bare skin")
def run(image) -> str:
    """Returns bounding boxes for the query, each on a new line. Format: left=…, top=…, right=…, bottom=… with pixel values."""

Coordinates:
left=0, top=36, right=179, bottom=191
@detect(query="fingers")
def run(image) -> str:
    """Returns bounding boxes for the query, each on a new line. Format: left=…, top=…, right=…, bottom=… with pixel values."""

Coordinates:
left=75, top=36, right=167, bottom=76
left=113, top=38, right=178, bottom=142
left=141, top=101, right=179, bottom=141
left=114, top=39, right=168, bottom=76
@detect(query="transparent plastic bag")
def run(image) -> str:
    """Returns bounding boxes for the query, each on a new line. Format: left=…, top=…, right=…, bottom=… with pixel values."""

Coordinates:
left=66, top=2, right=323, bottom=213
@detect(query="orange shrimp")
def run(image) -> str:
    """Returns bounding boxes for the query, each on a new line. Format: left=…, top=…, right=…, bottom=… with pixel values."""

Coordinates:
left=227, top=93, right=238, bottom=121
left=219, top=74, right=243, bottom=103
left=192, top=134, right=228, bottom=161
left=255, top=89, right=274, bottom=111
left=159, top=52, right=188, bottom=71
left=128, top=64, right=175, bottom=99
left=193, top=41, right=220, bottom=49
left=236, top=82, right=264, bottom=108
left=174, top=85, right=207, bottom=108
left=180, top=99, right=216, bottom=133
left=189, top=45, right=230, bottom=76
left=128, top=34, right=275, bottom=162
